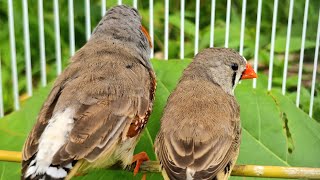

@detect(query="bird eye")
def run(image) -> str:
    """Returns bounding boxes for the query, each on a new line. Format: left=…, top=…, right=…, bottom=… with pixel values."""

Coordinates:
left=231, top=63, right=238, bottom=71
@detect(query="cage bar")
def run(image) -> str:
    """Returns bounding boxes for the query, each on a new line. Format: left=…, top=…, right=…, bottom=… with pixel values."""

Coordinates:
left=296, top=0, right=309, bottom=107
left=38, top=0, right=47, bottom=87
left=54, top=0, right=62, bottom=75
left=239, top=0, right=246, bottom=55
left=133, top=0, right=137, bottom=9
left=8, top=0, right=20, bottom=110
left=210, top=0, right=216, bottom=47
left=68, top=0, right=75, bottom=56
left=118, top=0, right=122, bottom=5
left=0, top=55, right=4, bottom=117
left=180, top=0, right=185, bottom=59
left=22, top=0, right=33, bottom=96
left=101, top=0, right=106, bottom=17
left=309, top=9, right=320, bottom=118
left=282, top=0, right=294, bottom=95
left=149, top=0, right=154, bottom=58
left=267, top=0, right=278, bottom=91
left=164, top=0, right=169, bottom=60
left=225, top=0, right=231, bottom=48
left=194, top=0, right=200, bottom=55
left=85, top=0, right=91, bottom=41
left=253, top=0, right=262, bottom=88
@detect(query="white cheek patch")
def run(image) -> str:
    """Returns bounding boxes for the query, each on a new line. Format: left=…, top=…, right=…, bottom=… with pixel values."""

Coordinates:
left=25, top=108, right=75, bottom=178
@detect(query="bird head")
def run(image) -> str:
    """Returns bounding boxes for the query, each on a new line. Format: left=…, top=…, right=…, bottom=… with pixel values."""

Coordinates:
left=188, top=48, right=257, bottom=95
left=91, top=5, right=152, bottom=68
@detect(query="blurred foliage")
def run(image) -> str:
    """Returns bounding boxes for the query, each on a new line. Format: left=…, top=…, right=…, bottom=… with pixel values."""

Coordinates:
left=0, top=0, right=319, bottom=120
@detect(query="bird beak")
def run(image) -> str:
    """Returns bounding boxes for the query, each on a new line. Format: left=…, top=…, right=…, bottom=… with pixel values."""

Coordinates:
left=140, top=26, right=153, bottom=48
left=241, top=64, right=257, bottom=79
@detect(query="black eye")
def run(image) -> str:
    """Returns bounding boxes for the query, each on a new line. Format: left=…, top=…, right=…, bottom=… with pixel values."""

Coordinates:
left=231, top=63, right=238, bottom=71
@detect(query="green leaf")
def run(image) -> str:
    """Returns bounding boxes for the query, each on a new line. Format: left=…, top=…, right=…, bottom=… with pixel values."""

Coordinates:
left=0, top=60, right=319, bottom=180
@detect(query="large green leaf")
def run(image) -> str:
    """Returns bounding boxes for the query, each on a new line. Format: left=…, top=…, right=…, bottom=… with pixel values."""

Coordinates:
left=0, top=60, right=319, bottom=180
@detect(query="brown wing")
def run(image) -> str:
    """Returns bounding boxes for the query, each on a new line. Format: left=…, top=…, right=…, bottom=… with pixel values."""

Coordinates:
left=22, top=53, right=155, bottom=175
left=155, top=80, right=240, bottom=180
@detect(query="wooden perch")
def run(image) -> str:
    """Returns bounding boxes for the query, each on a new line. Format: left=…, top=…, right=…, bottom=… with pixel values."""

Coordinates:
left=1, top=150, right=320, bottom=179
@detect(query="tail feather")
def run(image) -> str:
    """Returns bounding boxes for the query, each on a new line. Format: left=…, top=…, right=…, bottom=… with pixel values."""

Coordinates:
left=22, top=156, right=77, bottom=180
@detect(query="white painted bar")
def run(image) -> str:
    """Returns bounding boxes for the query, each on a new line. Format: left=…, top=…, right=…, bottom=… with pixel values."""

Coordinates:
left=296, top=0, right=309, bottom=107
left=54, top=0, right=62, bottom=75
left=149, top=0, right=154, bottom=58
left=8, top=0, right=20, bottom=110
left=102, top=0, right=106, bottom=17
left=133, top=0, right=137, bottom=9
left=22, top=0, right=32, bottom=96
left=282, top=0, right=294, bottom=95
left=194, top=0, right=200, bottom=55
left=38, top=0, right=47, bottom=87
left=85, top=0, right=91, bottom=41
left=0, top=55, right=4, bottom=117
left=68, top=0, right=75, bottom=56
left=309, top=9, right=320, bottom=117
left=253, top=0, right=262, bottom=88
left=210, top=0, right=216, bottom=47
left=118, top=0, right=122, bottom=5
left=267, top=0, right=278, bottom=91
left=225, top=0, right=231, bottom=48
left=164, top=0, right=169, bottom=60
left=180, top=0, right=185, bottom=59
left=239, top=0, right=246, bottom=55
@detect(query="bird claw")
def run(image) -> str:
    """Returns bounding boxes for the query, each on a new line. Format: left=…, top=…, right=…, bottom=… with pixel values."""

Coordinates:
left=132, top=151, right=149, bottom=179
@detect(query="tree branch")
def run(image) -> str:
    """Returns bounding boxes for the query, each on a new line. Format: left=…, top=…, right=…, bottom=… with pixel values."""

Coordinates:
left=1, top=150, right=320, bottom=179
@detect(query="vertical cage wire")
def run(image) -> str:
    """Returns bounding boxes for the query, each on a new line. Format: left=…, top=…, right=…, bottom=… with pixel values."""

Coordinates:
left=38, top=0, right=47, bottom=87
left=282, top=0, right=294, bottom=95
left=149, top=0, right=154, bottom=58
left=239, top=0, right=246, bottom=55
left=180, top=0, right=185, bottom=59
left=101, top=0, right=106, bottom=17
left=118, top=0, right=122, bottom=5
left=253, top=0, right=262, bottom=88
left=296, top=0, right=309, bottom=107
left=225, top=0, right=231, bottom=48
left=54, top=0, right=62, bottom=75
left=22, top=0, right=32, bottom=97
left=164, top=0, right=169, bottom=60
left=210, top=0, right=216, bottom=47
left=267, top=0, right=278, bottom=91
left=68, top=0, right=75, bottom=56
left=8, top=0, right=20, bottom=110
left=85, top=0, right=91, bottom=41
left=0, top=54, right=4, bottom=117
left=309, top=9, right=320, bottom=118
left=194, top=0, right=200, bottom=55
left=133, top=0, right=137, bottom=9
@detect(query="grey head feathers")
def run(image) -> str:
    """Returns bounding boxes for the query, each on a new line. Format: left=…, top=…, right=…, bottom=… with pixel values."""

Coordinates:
left=90, top=5, right=152, bottom=69
left=182, top=48, right=247, bottom=95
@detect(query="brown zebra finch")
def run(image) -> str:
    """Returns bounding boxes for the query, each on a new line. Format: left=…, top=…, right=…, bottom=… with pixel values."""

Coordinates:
left=155, top=48, right=257, bottom=180
left=22, top=5, right=155, bottom=180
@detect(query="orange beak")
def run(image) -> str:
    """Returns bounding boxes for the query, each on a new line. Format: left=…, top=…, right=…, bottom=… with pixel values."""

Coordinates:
left=241, top=64, right=257, bottom=79
left=140, top=26, right=153, bottom=48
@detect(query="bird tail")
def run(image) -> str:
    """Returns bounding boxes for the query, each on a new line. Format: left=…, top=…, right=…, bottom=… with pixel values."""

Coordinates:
left=22, top=158, right=77, bottom=180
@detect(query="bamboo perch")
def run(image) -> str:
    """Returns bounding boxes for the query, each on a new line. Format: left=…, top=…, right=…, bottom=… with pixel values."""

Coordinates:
left=1, top=150, right=320, bottom=179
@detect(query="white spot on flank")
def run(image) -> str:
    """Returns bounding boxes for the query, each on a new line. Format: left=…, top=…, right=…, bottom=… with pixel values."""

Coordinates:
left=25, top=108, right=75, bottom=178
left=186, top=167, right=195, bottom=180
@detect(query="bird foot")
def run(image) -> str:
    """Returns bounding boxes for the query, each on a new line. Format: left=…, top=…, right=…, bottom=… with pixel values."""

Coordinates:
left=132, top=151, right=149, bottom=179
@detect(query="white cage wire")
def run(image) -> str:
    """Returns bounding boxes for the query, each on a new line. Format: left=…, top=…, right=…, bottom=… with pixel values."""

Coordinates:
left=0, top=0, right=319, bottom=119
